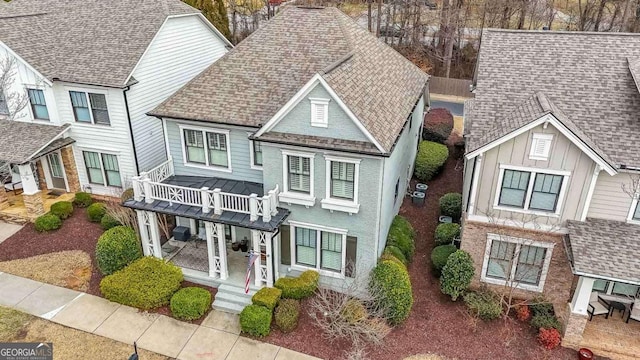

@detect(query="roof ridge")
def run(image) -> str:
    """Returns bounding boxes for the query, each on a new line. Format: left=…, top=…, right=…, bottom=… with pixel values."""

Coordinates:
left=0, top=12, right=47, bottom=19
left=485, top=28, right=640, bottom=37
left=534, top=92, right=552, bottom=113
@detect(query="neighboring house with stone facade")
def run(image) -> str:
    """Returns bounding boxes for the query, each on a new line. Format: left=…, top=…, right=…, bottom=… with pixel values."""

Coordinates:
left=462, top=29, right=640, bottom=358
left=122, top=6, right=428, bottom=312
left=0, top=0, right=231, bottom=222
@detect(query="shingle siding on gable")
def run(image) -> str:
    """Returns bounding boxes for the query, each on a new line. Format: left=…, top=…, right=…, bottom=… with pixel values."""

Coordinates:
left=586, top=172, right=635, bottom=222
left=471, top=123, right=595, bottom=226
left=127, top=15, right=229, bottom=172
left=270, top=84, right=370, bottom=143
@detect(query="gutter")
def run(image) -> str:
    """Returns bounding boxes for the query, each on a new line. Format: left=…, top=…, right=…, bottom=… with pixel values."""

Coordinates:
left=123, top=85, right=140, bottom=175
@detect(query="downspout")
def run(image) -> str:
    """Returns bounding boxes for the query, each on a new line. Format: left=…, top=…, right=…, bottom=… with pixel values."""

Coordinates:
left=123, top=85, right=140, bottom=175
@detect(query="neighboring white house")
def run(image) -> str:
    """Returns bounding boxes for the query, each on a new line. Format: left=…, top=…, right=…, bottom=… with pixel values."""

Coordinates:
left=0, top=0, right=231, bottom=212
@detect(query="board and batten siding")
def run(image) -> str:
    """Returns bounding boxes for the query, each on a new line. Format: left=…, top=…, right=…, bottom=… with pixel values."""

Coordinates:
left=472, top=123, right=596, bottom=226
left=165, top=119, right=264, bottom=184
left=260, top=143, right=383, bottom=291
left=377, top=96, right=424, bottom=255
left=127, top=15, right=230, bottom=172
left=270, top=84, right=370, bottom=142
left=586, top=172, right=635, bottom=221
left=53, top=82, right=137, bottom=196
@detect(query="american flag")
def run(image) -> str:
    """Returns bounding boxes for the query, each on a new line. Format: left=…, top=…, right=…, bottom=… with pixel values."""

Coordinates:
left=245, top=251, right=259, bottom=294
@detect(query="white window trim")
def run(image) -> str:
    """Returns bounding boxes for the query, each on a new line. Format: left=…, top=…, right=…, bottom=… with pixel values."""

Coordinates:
left=81, top=149, right=123, bottom=189
left=67, top=88, right=110, bottom=126
left=288, top=220, right=347, bottom=279
left=529, top=133, right=553, bottom=161
left=627, top=196, right=640, bottom=225
left=493, top=164, right=570, bottom=217
left=480, top=233, right=554, bottom=292
left=310, top=98, right=329, bottom=128
left=26, top=87, right=50, bottom=122
left=279, top=149, right=316, bottom=207
left=321, top=154, right=360, bottom=214
left=247, top=133, right=263, bottom=171
left=179, top=124, right=232, bottom=173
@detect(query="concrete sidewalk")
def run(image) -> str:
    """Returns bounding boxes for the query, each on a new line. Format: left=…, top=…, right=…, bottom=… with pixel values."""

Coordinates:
left=0, top=272, right=320, bottom=360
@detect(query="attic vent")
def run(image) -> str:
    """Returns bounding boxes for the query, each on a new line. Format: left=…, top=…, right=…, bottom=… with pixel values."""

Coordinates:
left=310, top=98, right=329, bottom=128
left=529, top=133, right=553, bottom=161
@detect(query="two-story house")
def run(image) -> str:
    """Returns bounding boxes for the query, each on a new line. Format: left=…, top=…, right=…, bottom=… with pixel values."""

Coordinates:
left=462, top=29, right=640, bottom=357
left=0, top=0, right=231, bottom=221
left=122, top=6, right=428, bottom=312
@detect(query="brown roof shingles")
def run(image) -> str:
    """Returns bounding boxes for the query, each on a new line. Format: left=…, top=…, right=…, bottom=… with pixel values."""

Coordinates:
left=151, top=6, right=428, bottom=154
left=467, top=29, right=640, bottom=168
left=0, top=120, right=70, bottom=163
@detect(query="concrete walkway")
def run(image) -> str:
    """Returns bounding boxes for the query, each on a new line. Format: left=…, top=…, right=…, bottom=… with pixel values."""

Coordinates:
left=0, top=221, right=22, bottom=244
left=0, top=272, right=320, bottom=360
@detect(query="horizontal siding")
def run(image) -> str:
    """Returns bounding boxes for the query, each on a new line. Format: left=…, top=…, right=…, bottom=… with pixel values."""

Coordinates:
left=166, top=119, right=264, bottom=183
left=127, top=15, right=229, bottom=171
left=587, top=172, right=635, bottom=221
left=53, top=82, right=136, bottom=196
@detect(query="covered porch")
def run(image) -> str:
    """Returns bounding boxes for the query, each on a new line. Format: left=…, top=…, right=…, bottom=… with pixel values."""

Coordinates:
left=0, top=121, right=78, bottom=223
left=563, top=218, right=640, bottom=360
left=122, top=157, right=288, bottom=289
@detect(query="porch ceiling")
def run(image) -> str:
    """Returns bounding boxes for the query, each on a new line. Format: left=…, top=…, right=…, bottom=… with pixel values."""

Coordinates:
left=0, top=120, right=71, bottom=164
left=567, top=218, right=640, bottom=284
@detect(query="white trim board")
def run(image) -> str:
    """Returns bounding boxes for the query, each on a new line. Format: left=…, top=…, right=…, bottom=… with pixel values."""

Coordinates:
left=254, top=73, right=386, bottom=154
left=465, top=113, right=617, bottom=176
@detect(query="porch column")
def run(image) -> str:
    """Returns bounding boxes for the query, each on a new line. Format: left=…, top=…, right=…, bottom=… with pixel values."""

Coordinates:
left=18, top=163, right=45, bottom=218
left=251, top=230, right=273, bottom=287
left=216, top=223, right=228, bottom=280
left=570, top=276, right=595, bottom=315
left=251, top=229, right=263, bottom=287
left=136, top=210, right=162, bottom=258
left=60, top=146, right=80, bottom=192
left=204, top=222, right=219, bottom=279
left=272, top=232, right=280, bottom=282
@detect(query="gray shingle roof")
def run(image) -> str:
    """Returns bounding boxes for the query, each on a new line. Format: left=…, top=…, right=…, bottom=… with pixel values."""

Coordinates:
left=151, top=6, right=428, bottom=154
left=0, top=0, right=199, bottom=88
left=255, top=131, right=381, bottom=155
left=467, top=29, right=640, bottom=168
left=0, top=120, right=70, bottom=163
left=567, top=218, right=640, bottom=285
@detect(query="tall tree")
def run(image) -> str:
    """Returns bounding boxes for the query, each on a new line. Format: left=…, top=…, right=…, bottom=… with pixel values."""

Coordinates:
left=183, top=0, right=232, bottom=40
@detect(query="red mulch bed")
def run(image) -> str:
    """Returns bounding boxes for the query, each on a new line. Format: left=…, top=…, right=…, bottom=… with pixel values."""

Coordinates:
left=263, top=149, right=578, bottom=360
left=147, top=281, right=217, bottom=326
left=0, top=207, right=105, bottom=295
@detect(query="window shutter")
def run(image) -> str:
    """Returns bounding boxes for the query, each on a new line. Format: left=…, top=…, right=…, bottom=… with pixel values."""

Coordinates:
left=280, top=225, right=291, bottom=265
left=345, top=236, right=357, bottom=278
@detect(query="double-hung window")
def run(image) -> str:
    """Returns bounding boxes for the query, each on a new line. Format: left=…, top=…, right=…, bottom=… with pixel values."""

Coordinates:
left=83, top=151, right=121, bottom=187
left=495, top=166, right=568, bottom=214
left=0, top=89, right=8, bottom=115
left=69, top=91, right=110, bottom=125
left=280, top=150, right=315, bottom=206
left=482, top=234, right=553, bottom=291
left=330, top=162, right=355, bottom=200
left=288, top=155, right=311, bottom=193
left=27, top=89, right=49, bottom=120
left=181, top=127, right=230, bottom=170
left=321, top=156, right=361, bottom=214
left=291, top=223, right=345, bottom=275
left=252, top=141, right=263, bottom=167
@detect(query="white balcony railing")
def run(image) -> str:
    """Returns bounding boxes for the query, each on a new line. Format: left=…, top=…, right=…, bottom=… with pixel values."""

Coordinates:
left=131, top=162, right=279, bottom=223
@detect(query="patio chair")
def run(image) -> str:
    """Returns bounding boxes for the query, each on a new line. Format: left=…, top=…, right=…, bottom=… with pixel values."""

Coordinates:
left=626, top=299, right=640, bottom=324
left=588, top=292, right=610, bottom=321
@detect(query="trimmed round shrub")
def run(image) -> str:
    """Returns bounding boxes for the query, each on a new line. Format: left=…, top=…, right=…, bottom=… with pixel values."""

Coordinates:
left=100, top=213, right=121, bottom=230
left=73, top=192, right=93, bottom=207
left=170, top=287, right=211, bottom=320
left=100, top=257, right=183, bottom=310
left=431, top=244, right=457, bottom=275
left=383, top=246, right=407, bottom=266
left=87, top=202, right=106, bottom=222
left=440, top=250, right=474, bottom=301
left=538, top=327, right=561, bottom=350
left=422, top=108, right=454, bottom=144
left=34, top=213, right=62, bottom=232
left=379, top=252, right=406, bottom=268
left=341, top=299, right=368, bottom=325
left=240, top=304, right=272, bottom=337
left=463, top=290, right=502, bottom=321
left=252, top=287, right=282, bottom=310
left=50, top=201, right=73, bottom=220
left=387, top=216, right=415, bottom=261
left=434, top=223, right=461, bottom=246
left=415, top=141, right=449, bottom=182
left=274, top=299, right=300, bottom=333
left=274, top=270, right=319, bottom=299
left=530, top=314, right=562, bottom=331
left=96, top=226, right=142, bottom=275
left=370, top=260, right=413, bottom=325
left=439, top=193, right=462, bottom=220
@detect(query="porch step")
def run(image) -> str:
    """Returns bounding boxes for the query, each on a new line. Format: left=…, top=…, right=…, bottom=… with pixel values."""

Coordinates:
left=212, top=284, right=257, bottom=314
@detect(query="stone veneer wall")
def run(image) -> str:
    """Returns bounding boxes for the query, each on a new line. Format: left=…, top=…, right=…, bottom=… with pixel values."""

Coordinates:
left=23, top=192, right=45, bottom=219
left=35, top=160, right=47, bottom=190
left=562, top=303, right=588, bottom=348
left=60, top=147, right=81, bottom=193
left=0, top=189, right=9, bottom=210
left=460, top=220, right=575, bottom=317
